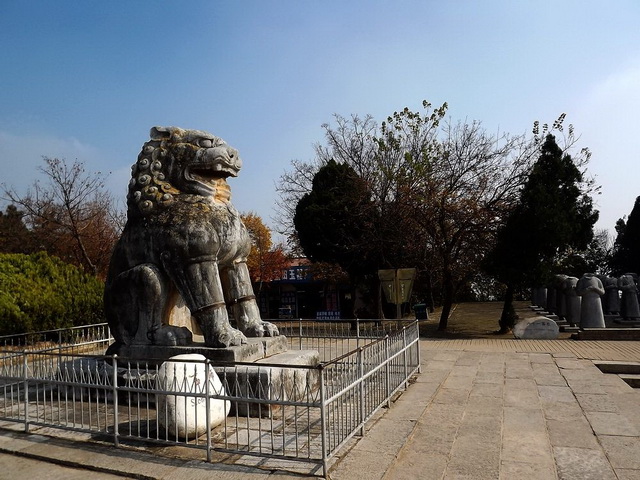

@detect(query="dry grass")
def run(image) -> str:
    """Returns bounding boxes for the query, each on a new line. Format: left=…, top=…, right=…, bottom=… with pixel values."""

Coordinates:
left=418, top=301, right=557, bottom=339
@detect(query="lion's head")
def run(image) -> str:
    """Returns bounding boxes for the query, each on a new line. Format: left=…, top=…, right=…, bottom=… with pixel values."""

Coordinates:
left=127, top=126, right=242, bottom=216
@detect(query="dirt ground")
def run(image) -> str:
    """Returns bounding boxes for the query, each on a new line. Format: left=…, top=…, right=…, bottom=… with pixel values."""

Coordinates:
left=418, top=301, right=551, bottom=339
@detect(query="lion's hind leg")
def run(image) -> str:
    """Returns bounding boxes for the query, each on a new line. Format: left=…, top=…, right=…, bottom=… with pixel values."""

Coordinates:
left=105, top=264, right=168, bottom=347
left=105, top=264, right=192, bottom=348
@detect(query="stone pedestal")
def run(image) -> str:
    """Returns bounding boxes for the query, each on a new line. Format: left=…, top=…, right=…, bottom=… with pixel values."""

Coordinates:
left=107, top=336, right=289, bottom=364
left=100, top=336, right=320, bottom=421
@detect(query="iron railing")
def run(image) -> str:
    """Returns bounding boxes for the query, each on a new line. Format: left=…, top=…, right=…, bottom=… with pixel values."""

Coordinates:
left=0, top=323, right=111, bottom=354
left=0, top=319, right=420, bottom=477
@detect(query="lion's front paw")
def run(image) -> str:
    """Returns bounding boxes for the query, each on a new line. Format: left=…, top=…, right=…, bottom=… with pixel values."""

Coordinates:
left=206, top=327, right=247, bottom=348
left=244, top=321, right=279, bottom=338
left=262, top=321, right=279, bottom=337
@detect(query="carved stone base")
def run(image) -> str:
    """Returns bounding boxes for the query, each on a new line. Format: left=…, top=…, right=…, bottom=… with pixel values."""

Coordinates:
left=107, top=335, right=289, bottom=364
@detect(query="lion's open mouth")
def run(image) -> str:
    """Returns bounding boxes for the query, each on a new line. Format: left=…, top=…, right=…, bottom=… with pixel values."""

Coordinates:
left=182, top=144, right=241, bottom=197
left=189, top=164, right=236, bottom=184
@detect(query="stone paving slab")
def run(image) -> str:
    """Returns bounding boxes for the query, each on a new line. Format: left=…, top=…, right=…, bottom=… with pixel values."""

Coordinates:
left=334, top=342, right=640, bottom=479
left=0, top=452, right=134, bottom=480
left=1, top=338, right=639, bottom=479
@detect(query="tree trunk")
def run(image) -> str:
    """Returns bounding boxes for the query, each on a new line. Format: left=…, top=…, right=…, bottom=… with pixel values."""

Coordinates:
left=377, top=281, right=385, bottom=320
left=498, top=284, right=517, bottom=333
left=438, top=272, right=454, bottom=331
left=425, top=271, right=435, bottom=313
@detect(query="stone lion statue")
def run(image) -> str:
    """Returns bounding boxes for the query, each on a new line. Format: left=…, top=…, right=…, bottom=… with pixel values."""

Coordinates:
left=104, top=126, right=279, bottom=352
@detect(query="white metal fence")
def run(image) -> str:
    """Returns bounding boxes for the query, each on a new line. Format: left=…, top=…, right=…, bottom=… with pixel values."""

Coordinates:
left=0, top=320, right=420, bottom=477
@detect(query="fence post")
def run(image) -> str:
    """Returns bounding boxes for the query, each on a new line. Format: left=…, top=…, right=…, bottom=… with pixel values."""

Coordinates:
left=385, top=336, right=391, bottom=407
left=112, top=355, right=119, bottom=447
left=402, top=327, right=408, bottom=389
left=299, top=318, right=303, bottom=350
left=358, top=348, right=365, bottom=436
left=23, top=354, right=29, bottom=433
left=205, top=359, right=212, bottom=463
left=319, top=365, right=328, bottom=479
left=415, top=321, right=422, bottom=374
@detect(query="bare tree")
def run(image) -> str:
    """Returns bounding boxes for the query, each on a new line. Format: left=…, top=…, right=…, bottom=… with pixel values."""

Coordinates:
left=2, top=157, right=123, bottom=276
left=276, top=101, right=562, bottom=329
left=393, top=118, right=537, bottom=329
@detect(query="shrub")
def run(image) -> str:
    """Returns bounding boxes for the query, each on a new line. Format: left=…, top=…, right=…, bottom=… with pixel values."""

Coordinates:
left=0, top=252, right=105, bottom=335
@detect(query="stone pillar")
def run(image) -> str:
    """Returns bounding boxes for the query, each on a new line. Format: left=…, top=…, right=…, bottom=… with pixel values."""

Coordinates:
left=563, top=276, right=581, bottom=327
left=576, top=273, right=605, bottom=328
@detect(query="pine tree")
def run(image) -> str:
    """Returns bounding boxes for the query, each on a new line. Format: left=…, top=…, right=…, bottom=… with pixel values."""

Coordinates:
left=294, top=159, right=376, bottom=278
left=484, top=134, right=598, bottom=332
left=610, top=196, right=640, bottom=275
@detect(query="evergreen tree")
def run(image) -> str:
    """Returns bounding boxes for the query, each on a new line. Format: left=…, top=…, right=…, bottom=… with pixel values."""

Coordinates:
left=0, top=205, right=36, bottom=254
left=483, top=134, right=598, bottom=332
left=610, top=196, right=640, bottom=275
left=0, top=252, right=104, bottom=335
left=294, top=159, right=376, bottom=279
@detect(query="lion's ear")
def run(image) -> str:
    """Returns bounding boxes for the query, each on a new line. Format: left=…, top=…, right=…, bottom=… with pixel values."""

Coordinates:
left=150, top=126, right=172, bottom=140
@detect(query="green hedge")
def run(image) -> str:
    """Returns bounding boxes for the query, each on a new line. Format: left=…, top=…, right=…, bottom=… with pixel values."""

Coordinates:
left=0, top=252, right=105, bottom=336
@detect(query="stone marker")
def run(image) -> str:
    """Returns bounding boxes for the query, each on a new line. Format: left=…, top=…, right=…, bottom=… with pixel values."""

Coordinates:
left=156, top=354, right=230, bottom=438
left=576, top=273, right=606, bottom=328
left=513, top=316, right=559, bottom=339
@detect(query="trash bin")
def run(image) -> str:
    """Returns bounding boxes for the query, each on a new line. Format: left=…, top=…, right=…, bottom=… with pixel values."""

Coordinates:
left=414, top=303, right=428, bottom=320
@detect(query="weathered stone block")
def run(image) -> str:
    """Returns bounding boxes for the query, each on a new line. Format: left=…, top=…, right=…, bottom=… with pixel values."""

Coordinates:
left=216, top=350, right=320, bottom=417
left=156, top=354, right=230, bottom=438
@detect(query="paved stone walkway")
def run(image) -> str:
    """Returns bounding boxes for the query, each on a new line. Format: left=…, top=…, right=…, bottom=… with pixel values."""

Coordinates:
left=332, top=347, right=640, bottom=479
left=422, top=337, right=640, bottom=362
left=1, top=338, right=639, bottom=479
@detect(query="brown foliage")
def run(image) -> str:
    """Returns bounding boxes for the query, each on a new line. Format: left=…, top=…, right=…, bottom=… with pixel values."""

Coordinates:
left=241, top=212, right=290, bottom=283
left=2, top=157, right=123, bottom=277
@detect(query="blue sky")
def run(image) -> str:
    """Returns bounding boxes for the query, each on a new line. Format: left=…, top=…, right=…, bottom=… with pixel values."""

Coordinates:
left=1, top=1, right=639, bottom=241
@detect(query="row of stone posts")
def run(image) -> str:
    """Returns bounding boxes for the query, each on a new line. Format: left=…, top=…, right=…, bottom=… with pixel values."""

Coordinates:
left=531, top=273, right=640, bottom=330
